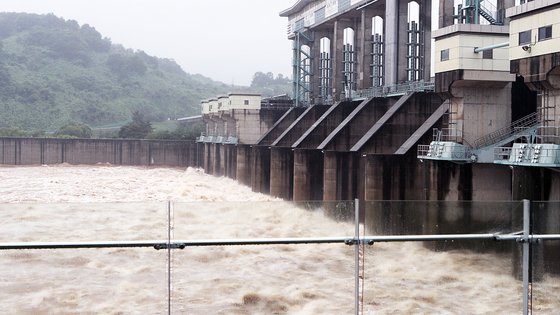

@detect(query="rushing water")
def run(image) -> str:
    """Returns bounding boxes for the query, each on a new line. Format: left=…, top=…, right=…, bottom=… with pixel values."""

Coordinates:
left=0, top=165, right=558, bottom=314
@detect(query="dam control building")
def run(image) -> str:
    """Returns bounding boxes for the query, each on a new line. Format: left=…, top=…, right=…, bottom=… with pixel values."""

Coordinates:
left=199, top=0, right=559, bottom=204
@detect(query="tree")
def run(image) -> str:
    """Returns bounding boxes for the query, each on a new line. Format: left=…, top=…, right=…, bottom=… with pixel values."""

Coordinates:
left=56, top=121, right=92, bottom=138
left=118, top=111, right=152, bottom=139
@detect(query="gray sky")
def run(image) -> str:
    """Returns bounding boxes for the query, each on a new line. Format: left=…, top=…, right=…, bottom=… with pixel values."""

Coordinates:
left=0, top=0, right=296, bottom=86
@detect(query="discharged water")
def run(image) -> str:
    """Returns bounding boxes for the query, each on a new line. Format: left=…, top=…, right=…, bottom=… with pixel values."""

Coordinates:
left=0, top=165, right=558, bottom=314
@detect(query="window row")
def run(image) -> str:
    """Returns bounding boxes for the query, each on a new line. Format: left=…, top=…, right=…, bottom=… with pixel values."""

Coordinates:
left=519, top=25, right=553, bottom=45
left=439, top=48, right=493, bottom=61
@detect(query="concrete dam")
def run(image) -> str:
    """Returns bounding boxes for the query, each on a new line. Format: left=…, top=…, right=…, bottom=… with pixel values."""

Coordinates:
left=196, top=0, right=560, bottom=279
left=199, top=0, right=560, bottom=204
left=1, top=0, right=559, bottom=288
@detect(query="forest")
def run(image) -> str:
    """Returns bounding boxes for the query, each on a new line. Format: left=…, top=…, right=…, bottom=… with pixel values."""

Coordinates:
left=0, top=12, right=290, bottom=138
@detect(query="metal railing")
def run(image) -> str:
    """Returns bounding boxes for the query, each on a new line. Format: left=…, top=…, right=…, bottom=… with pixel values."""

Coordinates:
left=473, top=112, right=540, bottom=148
left=1, top=200, right=559, bottom=315
left=494, top=144, right=560, bottom=165
left=356, top=80, right=435, bottom=99
left=196, top=134, right=238, bottom=144
left=536, top=126, right=560, bottom=144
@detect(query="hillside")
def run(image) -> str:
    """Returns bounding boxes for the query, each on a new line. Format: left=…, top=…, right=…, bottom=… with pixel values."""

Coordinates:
left=0, top=12, right=235, bottom=131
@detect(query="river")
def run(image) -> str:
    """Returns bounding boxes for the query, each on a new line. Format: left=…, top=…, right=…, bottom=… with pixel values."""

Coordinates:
left=0, top=165, right=558, bottom=314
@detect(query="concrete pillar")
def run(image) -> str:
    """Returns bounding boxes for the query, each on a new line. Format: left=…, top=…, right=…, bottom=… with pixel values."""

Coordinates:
left=385, top=1, right=401, bottom=85
left=223, top=144, right=237, bottom=179
left=323, top=151, right=337, bottom=201
left=439, top=0, right=455, bottom=28
left=332, top=19, right=354, bottom=101
left=397, top=0, right=409, bottom=83
left=421, top=0, right=432, bottom=82
left=218, top=144, right=226, bottom=176
left=251, top=146, right=270, bottom=194
left=236, top=145, right=252, bottom=187
left=203, top=143, right=212, bottom=174
left=213, top=143, right=221, bottom=176
left=450, top=84, right=512, bottom=144
left=364, top=155, right=407, bottom=201
left=357, top=10, right=374, bottom=90
left=195, top=142, right=204, bottom=168
left=311, top=30, right=331, bottom=105
left=497, top=0, right=516, bottom=25
left=293, top=149, right=324, bottom=201
left=270, top=147, right=294, bottom=200
left=323, top=151, right=357, bottom=201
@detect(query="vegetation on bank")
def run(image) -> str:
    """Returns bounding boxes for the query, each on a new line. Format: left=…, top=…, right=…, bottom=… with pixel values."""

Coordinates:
left=0, top=12, right=291, bottom=139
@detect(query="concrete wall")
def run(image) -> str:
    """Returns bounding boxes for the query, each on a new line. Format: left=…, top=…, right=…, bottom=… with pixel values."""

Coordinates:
left=450, top=84, right=513, bottom=144
left=0, top=138, right=198, bottom=167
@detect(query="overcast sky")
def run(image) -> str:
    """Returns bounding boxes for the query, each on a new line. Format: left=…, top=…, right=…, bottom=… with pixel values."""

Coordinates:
left=0, top=0, right=296, bottom=86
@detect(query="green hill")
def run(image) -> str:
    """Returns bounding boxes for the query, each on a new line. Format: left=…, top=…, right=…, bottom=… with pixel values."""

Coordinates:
left=0, top=12, right=234, bottom=131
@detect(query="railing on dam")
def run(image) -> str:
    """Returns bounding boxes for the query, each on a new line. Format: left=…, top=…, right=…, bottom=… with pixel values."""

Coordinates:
left=1, top=200, right=559, bottom=314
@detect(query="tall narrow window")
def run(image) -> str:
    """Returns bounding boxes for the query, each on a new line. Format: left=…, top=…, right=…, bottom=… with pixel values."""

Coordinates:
left=538, top=25, right=552, bottom=41
left=519, top=30, right=532, bottom=45
left=244, top=100, right=249, bottom=105
left=338, top=0, right=350, bottom=11
left=294, top=18, right=304, bottom=32
left=315, top=7, right=325, bottom=23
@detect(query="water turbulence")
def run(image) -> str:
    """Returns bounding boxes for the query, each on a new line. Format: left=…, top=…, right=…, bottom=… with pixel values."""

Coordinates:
left=0, top=165, right=559, bottom=313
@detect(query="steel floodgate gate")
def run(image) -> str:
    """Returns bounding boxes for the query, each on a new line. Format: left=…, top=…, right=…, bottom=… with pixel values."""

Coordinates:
left=1, top=200, right=559, bottom=314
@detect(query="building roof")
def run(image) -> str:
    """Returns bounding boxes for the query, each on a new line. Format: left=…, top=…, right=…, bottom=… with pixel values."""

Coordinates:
left=228, top=92, right=261, bottom=97
left=279, top=0, right=312, bottom=17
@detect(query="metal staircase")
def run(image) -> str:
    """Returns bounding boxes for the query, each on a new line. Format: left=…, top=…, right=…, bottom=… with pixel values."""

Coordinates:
left=418, top=113, right=543, bottom=164
left=478, top=6, right=496, bottom=24
left=459, top=0, right=503, bottom=25
left=473, top=113, right=540, bottom=149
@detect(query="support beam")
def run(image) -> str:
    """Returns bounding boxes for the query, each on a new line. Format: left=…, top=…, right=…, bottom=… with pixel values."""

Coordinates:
left=385, top=0, right=399, bottom=85
left=270, top=147, right=294, bottom=200
left=439, top=0, right=455, bottom=28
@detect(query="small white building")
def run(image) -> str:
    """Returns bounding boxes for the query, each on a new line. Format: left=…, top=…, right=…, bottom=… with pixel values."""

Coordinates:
left=509, top=3, right=560, bottom=64
left=217, top=95, right=229, bottom=111
left=228, top=92, right=262, bottom=110
left=434, top=24, right=511, bottom=75
left=208, top=98, right=219, bottom=113
left=200, top=99, right=210, bottom=115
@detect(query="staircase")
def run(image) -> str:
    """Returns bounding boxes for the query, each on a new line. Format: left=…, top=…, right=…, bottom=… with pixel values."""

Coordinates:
left=479, top=5, right=497, bottom=24
left=460, top=0, right=503, bottom=25
left=473, top=113, right=540, bottom=149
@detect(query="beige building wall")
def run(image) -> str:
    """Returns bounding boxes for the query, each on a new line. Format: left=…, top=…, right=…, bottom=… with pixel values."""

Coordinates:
left=208, top=99, right=218, bottom=113
left=509, top=4, right=560, bottom=60
left=217, top=95, right=229, bottom=111
left=228, top=93, right=262, bottom=110
left=434, top=25, right=510, bottom=74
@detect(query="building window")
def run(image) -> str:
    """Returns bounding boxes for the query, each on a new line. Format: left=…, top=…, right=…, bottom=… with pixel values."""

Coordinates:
left=538, top=25, right=552, bottom=41
left=440, top=49, right=449, bottom=61
left=338, top=0, right=351, bottom=11
left=519, top=30, right=532, bottom=45
left=483, top=49, right=493, bottom=59
left=315, top=7, right=325, bottom=23
left=244, top=100, right=249, bottom=105
left=294, top=18, right=304, bottom=32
